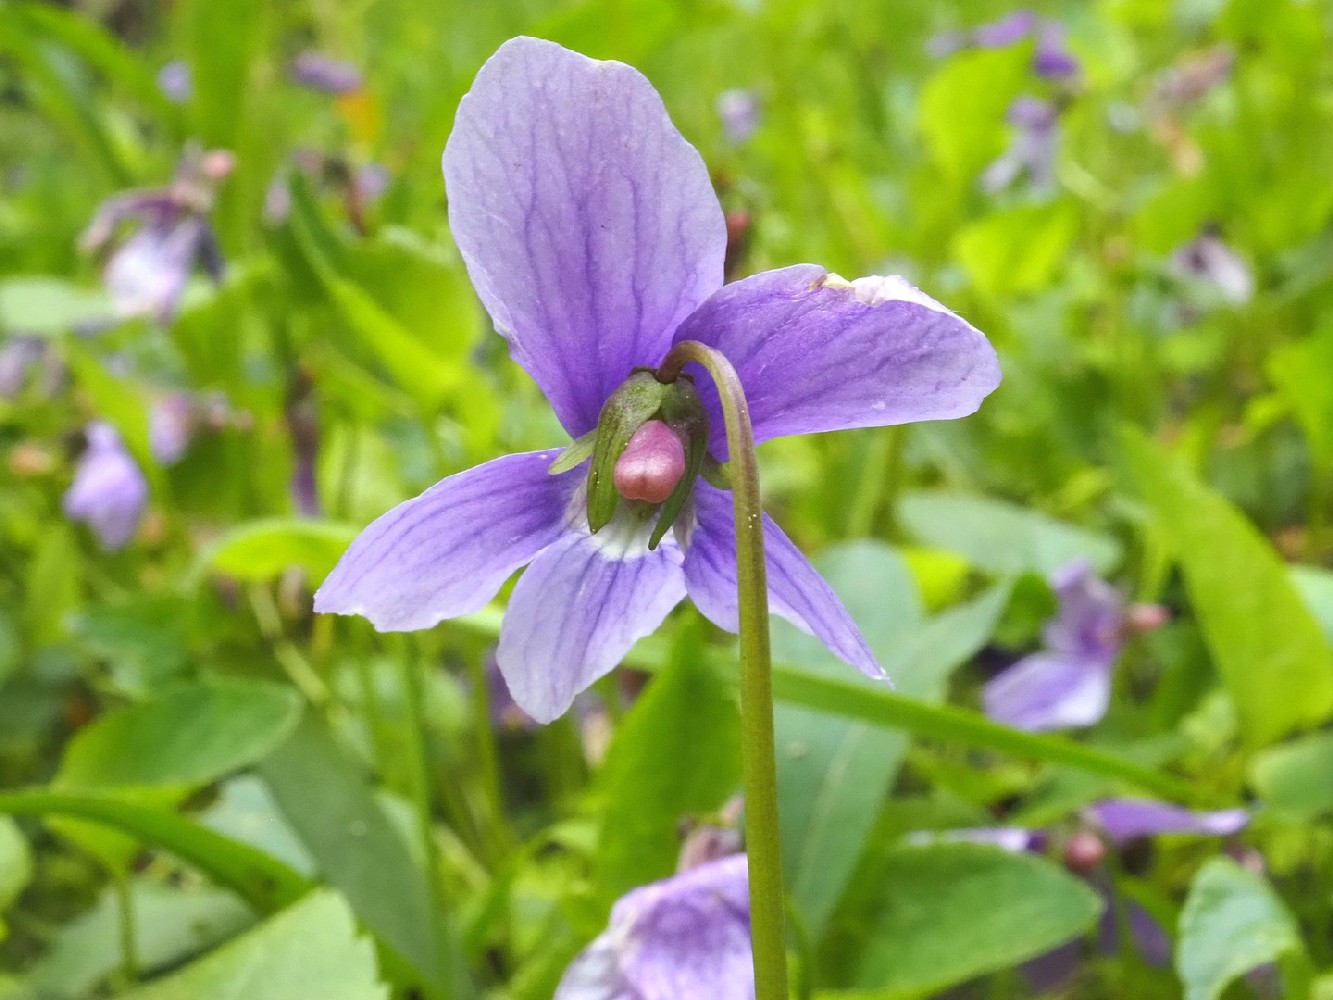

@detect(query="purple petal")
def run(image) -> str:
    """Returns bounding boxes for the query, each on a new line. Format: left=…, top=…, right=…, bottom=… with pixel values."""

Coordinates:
left=314, top=450, right=576, bottom=632
left=289, top=51, right=363, bottom=95
left=716, top=89, right=761, bottom=145
left=63, top=422, right=149, bottom=552
left=496, top=523, right=686, bottom=723
left=105, top=218, right=205, bottom=323
left=972, top=10, right=1038, bottom=47
left=1033, top=23, right=1080, bottom=79
left=442, top=37, right=726, bottom=436
left=983, top=652, right=1111, bottom=731
left=683, top=481, right=881, bottom=679
left=557, top=854, right=753, bottom=1000
left=1043, top=559, right=1126, bottom=664
left=0, top=337, right=47, bottom=399
left=673, top=264, right=1000, bottom=459
left=157, top=61, right=192, bottom=103
left=1087, top=799, right=1249, bottom=844
left=149, top=392, right=194, bottom=465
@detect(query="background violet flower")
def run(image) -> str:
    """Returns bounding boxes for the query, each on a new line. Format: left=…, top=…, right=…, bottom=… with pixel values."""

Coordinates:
left=716, top=88, right=761, bottom=145
left=984, top=560, right=1164, bottom=731
left=314, top=37, right=1000, bottom=722
left=981, top=96, right=1060, bottom=195
left=555, top=854, right=753, bottom=1000
left=290, top=51, right=363, bottom=95
left=63, top=422, right=149, bottom=552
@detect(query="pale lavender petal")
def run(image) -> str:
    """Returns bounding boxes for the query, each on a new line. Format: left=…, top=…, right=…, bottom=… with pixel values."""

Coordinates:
left=673, top=265, right=1000, bottom=459
left=716, top=89, right=761, bottom=145
left=973, top=10, right=1038, bottom=47
left=1169, top=231, right=1253, bottom=305
left=105, top=218, right=205, bottom=323
left=617, top=854, right=753, bottom=999
left=289, top=51, right=362, bottom=95
left=1087, top=799, right=1249, bottom=843
left=158, top=61, right=192, bottom=103
left=1033, top=22, right=1079, bottom=79
left=314, top=450, right=576, bottom=632
left=496, top=523, right=686, bottom=723
left=683, top=481, right=881, bottom=679
left=443, top=36, right=726, bottom=436
left=0, top=337, right=47, bottom=399
left=1043, top=559, right=1126, bottom=664
left=983, top=652, right=1111, bottom=731
left=149, top=393, right=194, bottom=464
left=557, top=855, right=752, bottom=999
left=908, top=827, right=1036, bottom=852
left=982, top=97, right=1060, bottom=195
left=63, top=422, right=149, bottom=552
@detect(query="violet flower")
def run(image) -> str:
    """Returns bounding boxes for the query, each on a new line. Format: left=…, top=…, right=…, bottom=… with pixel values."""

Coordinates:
left=556, top=854, right=753, bottom=1000
left=1168, top=227, right=1254, bottom=306
left=63, top=422, right=149, bottom=552
left=157, top=61, right=192, bottom=103
left=314, top=38, right=1000, bottom=723
left=149, top=392, right=195, bottom=465
left=289, top=51, right=363, bottom=95
left=1033, top=22, right=1079, bottom=80
left=81, top=147, right=231, bottom=323
left=1086, top=799, right=1249, bottom=843
left=971, top=10, right=1039, bottom=49
left=0, top=337, right=49, bottom=400
left=716, top=89, right=761, bottom=146
left=981, top=96, right=1061, bottom=196
left=984, top=560, right=1165, bottom=732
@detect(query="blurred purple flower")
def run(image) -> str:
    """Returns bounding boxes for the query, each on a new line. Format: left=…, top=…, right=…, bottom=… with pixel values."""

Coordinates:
left=981, top=96, right=1060, bottom=196
left=0, top=337, right=49, bottom=399
left=677, top=797, right=744, bottom=873
left=972, top=10, right=1038, bottom=48
left=157, top=60, right=192, bottom=103
left=63, top=422, right=149, bottom=552
left=290, top=51, right=363, bottom=95
left=81, top=148, right=231, bottom=323
left=149, top=392, right=195, bottom=465
left=1169, top=227, right=1254, bottom=306
left=1033, top=22, right=1079, bottom=79
left=716, top=89, right=761, bottom=145
left=314, top=37, right=1001, bottom=723
left=264, top=153, right=389, bottom=229
left=1087, top=799, right=1249, bottom=843
left=984, top=560, right=1166, bottom=731
left=486, top=652, right=537, bottom=731
left=556, top=854, right=753, bottom=1000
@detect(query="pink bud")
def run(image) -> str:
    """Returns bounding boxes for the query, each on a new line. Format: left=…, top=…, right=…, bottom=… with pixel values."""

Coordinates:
left=613, top=420, right=685, bottom=504
left=1126, top=603, right=1170, bottom=634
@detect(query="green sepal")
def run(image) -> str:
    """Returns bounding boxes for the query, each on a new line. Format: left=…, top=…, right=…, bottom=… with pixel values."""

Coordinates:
left=702, top=458, right=732, bottom=489
left=548, top=429, right=598, bottom=475
left=586, top=371, right=670, bottom=532
left=649, top=379, right=711, bottom=550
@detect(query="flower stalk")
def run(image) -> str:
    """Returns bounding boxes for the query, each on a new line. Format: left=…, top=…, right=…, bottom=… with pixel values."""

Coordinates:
left=658, top=339, right=788, bottom=1000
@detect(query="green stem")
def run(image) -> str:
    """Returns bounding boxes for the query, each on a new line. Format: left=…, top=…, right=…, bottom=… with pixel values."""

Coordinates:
left=659, top=340, right=789, bottom=1000
left=113, top=868, right=139, bottom=986
left=397, top=642, right=452, bottom=991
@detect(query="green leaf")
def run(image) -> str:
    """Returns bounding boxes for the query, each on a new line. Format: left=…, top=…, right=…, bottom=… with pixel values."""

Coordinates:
left=1249, top=730, right=1333, bottom=819
left=56, top=681, right=302, bottom=792
left=0, top=277, right=111, bottom=336
left=897, top=490, right=1122, bottom=577
left=259, top=715, right=466, bottom=999
left=0, top=789, right=310, bottom=914
left=1177, top=858, right=1306, bottom=1000
left=24, top=882, right=252, bottom=999
left=778, top=544, right=1006, bottom=935
left=849, top=843, right=1102, bottom=995
left=918, top=47, right=1030, bottom=182
left=596, top=627, right=741, bottom=898
left=0, top=818, right=30, bottom=910
left=119, top=891, right=387, bottom=1000
left=192, top=519, right=360, bottom=585
left=1267, top=326, right=1333, bottom=464
left=953, top=201, right=1080, bottom=300
left=1122, top=428, right=1333, bottom=746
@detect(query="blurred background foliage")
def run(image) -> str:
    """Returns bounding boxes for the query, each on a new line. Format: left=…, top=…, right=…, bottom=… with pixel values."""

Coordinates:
left=1, top=0, right=1333, bottom=997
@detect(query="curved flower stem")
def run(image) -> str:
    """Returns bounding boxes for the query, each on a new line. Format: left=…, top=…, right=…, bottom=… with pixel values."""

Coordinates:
left=658, top=340, right=788, bottom=1000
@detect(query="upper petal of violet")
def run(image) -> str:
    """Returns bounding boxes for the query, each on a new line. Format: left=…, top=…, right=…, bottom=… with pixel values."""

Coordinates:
left=672, top=264, right=1000, bottom=460
left=314, top=450, right=578, bottom=632
left=442, top=36, right=727, bottom=437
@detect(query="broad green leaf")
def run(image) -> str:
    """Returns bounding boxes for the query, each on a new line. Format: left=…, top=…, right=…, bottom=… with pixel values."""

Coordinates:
left=953, top=201, right=1080, bottom=300
left=0, top=789, right=310, bottom=913
left=897, top=490, right=1122, bottom=577
left=1292, top=565, right=1333, bottom=642
left=777, top=544, right=1003, bottom=935
left=1177, top=858, right=1306, bottom=1000
left=1122, top=428, right=1333, bottom=746
left=119, top=891, right=386, bottom=1000
left=1249, top=731, right=1333, bottom=819
left=259, top=715, right=467, bottom=999
left=0, top=818, right=30, bottom=910
left=918, top=47, right=1030, bottom=182
left=0, top=277, right=110, bottom=335
left=193, top=518, right=359, bottom=584
left=596, top=627, right=741, bottom=899
left=1268, top=326, right=1333, bottom=463
left=25, top=882, right=252, bottom=999
left=849, top=843, right=1102, bottom=995
left=23, top=525, right=81, bottom=646
left=56, top=681, right=302, bottom=792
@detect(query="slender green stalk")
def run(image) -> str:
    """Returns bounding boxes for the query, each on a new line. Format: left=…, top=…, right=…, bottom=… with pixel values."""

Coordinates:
left=659, top=341, right=789, bottom=1000
left=397, top=641, right=452, bottom=991
left=112, top=868, right=139, bottom=987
